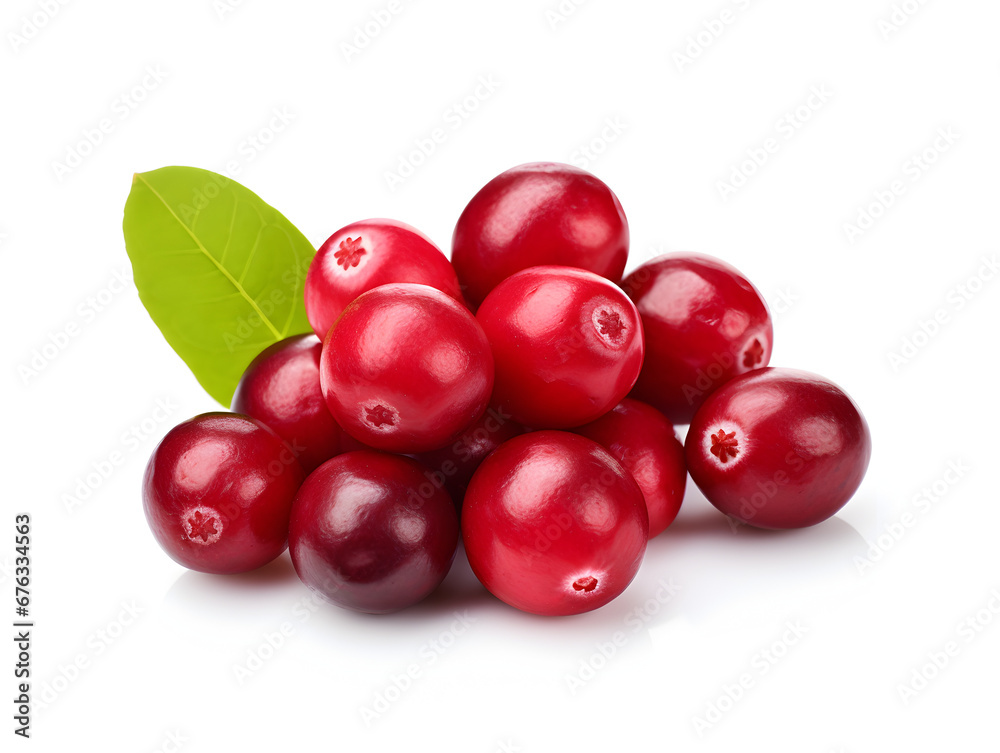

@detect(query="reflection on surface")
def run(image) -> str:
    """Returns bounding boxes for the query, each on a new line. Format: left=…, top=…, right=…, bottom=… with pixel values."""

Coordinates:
left=158, top=486, right=872, bottom=703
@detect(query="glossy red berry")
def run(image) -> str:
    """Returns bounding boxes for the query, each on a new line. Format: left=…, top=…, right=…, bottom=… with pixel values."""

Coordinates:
left=305, top=219, right=463, bottom=338
left=476, top=266, right=644, bottom=428
left=232, top=334, right=354, bottom=473
left=320, top=283, right=494, bottom=453
left=288, top=451, right=459, bottom=614
left=143, top=413, right=305, bottom=574
left=452, top=162, right=629, bottom=308
left=573, top=398, right=687, bottom=538
left=414, top=407, right=526, bottom=511
left=462, top=431, right=648, bottom=616
left=685, top=368, right=871, bottom=529
left=621, top=253, right=773, bottom=425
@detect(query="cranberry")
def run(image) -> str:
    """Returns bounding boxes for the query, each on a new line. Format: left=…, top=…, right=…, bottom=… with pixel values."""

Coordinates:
left=462, top=431, right=647, bottom=615
left=320, top=283, right=494, bottom=453
left=621, top=253, right=773, bottom=425
left=573, top=398, right=687, bottom=538
left=304, top=219, right=463, bottom=338
left=685, top=368, right=871, bottom=529
left=288, top=451, right=459, bottom=613
left=414, top=407, right=526, bottom=511
left=143, top=413, right=305, bottom=574
left=232, top=334, right=357, bottom=473
left=476, top=266, right=644, bottom=429
left=452, top=162, right=629, bottom=308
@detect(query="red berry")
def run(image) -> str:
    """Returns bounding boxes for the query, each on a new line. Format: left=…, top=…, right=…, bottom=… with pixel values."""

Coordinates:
left=143, top=413, right=305, bottom=574
left=573, top=399, right=687, bottom=538
left=462, top=431, right=648, bottom=616
left=476, top=266, right=644, bottom=428
left=685, top=368, right=871, bottom=529
left=305, top=219, right=463, bottom=338
left=288, top=451, right=459, bottom=614
left=320, top=283, right=494, bottom=453
left=452, top=162, right=629, bottom=308
left=232, top=334, right=353, bottom=473
left=414, top=407, right=526, bottom=511
left=621, top=253, right=773, bottom=425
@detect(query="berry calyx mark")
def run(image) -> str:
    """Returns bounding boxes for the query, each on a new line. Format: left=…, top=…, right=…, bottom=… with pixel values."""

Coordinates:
left=182, top=507, right=223, bottom=545
left=365, top=404, right=396, bottom=428
left=594, top=308, right=626, bottom=344
left=743, top=338, right=764, bottom=368
left=573, top=576, right=598, bottom=592
left=334, top=236, right=366, bottom=270
left=710, top=430, right=740, bottom=463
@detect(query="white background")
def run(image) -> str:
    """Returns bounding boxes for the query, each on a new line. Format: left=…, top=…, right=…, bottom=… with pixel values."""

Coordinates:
left=3, top=0, right=999, bottom=750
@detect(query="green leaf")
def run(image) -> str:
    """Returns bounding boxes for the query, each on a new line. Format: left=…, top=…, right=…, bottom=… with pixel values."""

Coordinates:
left=123, top=166, right=315, bottom=407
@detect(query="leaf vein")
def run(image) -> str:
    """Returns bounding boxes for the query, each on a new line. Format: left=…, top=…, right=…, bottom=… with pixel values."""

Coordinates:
left=218, top=199, right=239, bottom=267
left=134, top=174, right=282, bottom=340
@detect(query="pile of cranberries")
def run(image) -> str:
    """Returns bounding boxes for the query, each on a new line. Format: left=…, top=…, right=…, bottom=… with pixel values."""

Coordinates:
left=143, top=162, right=872, bottom=617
